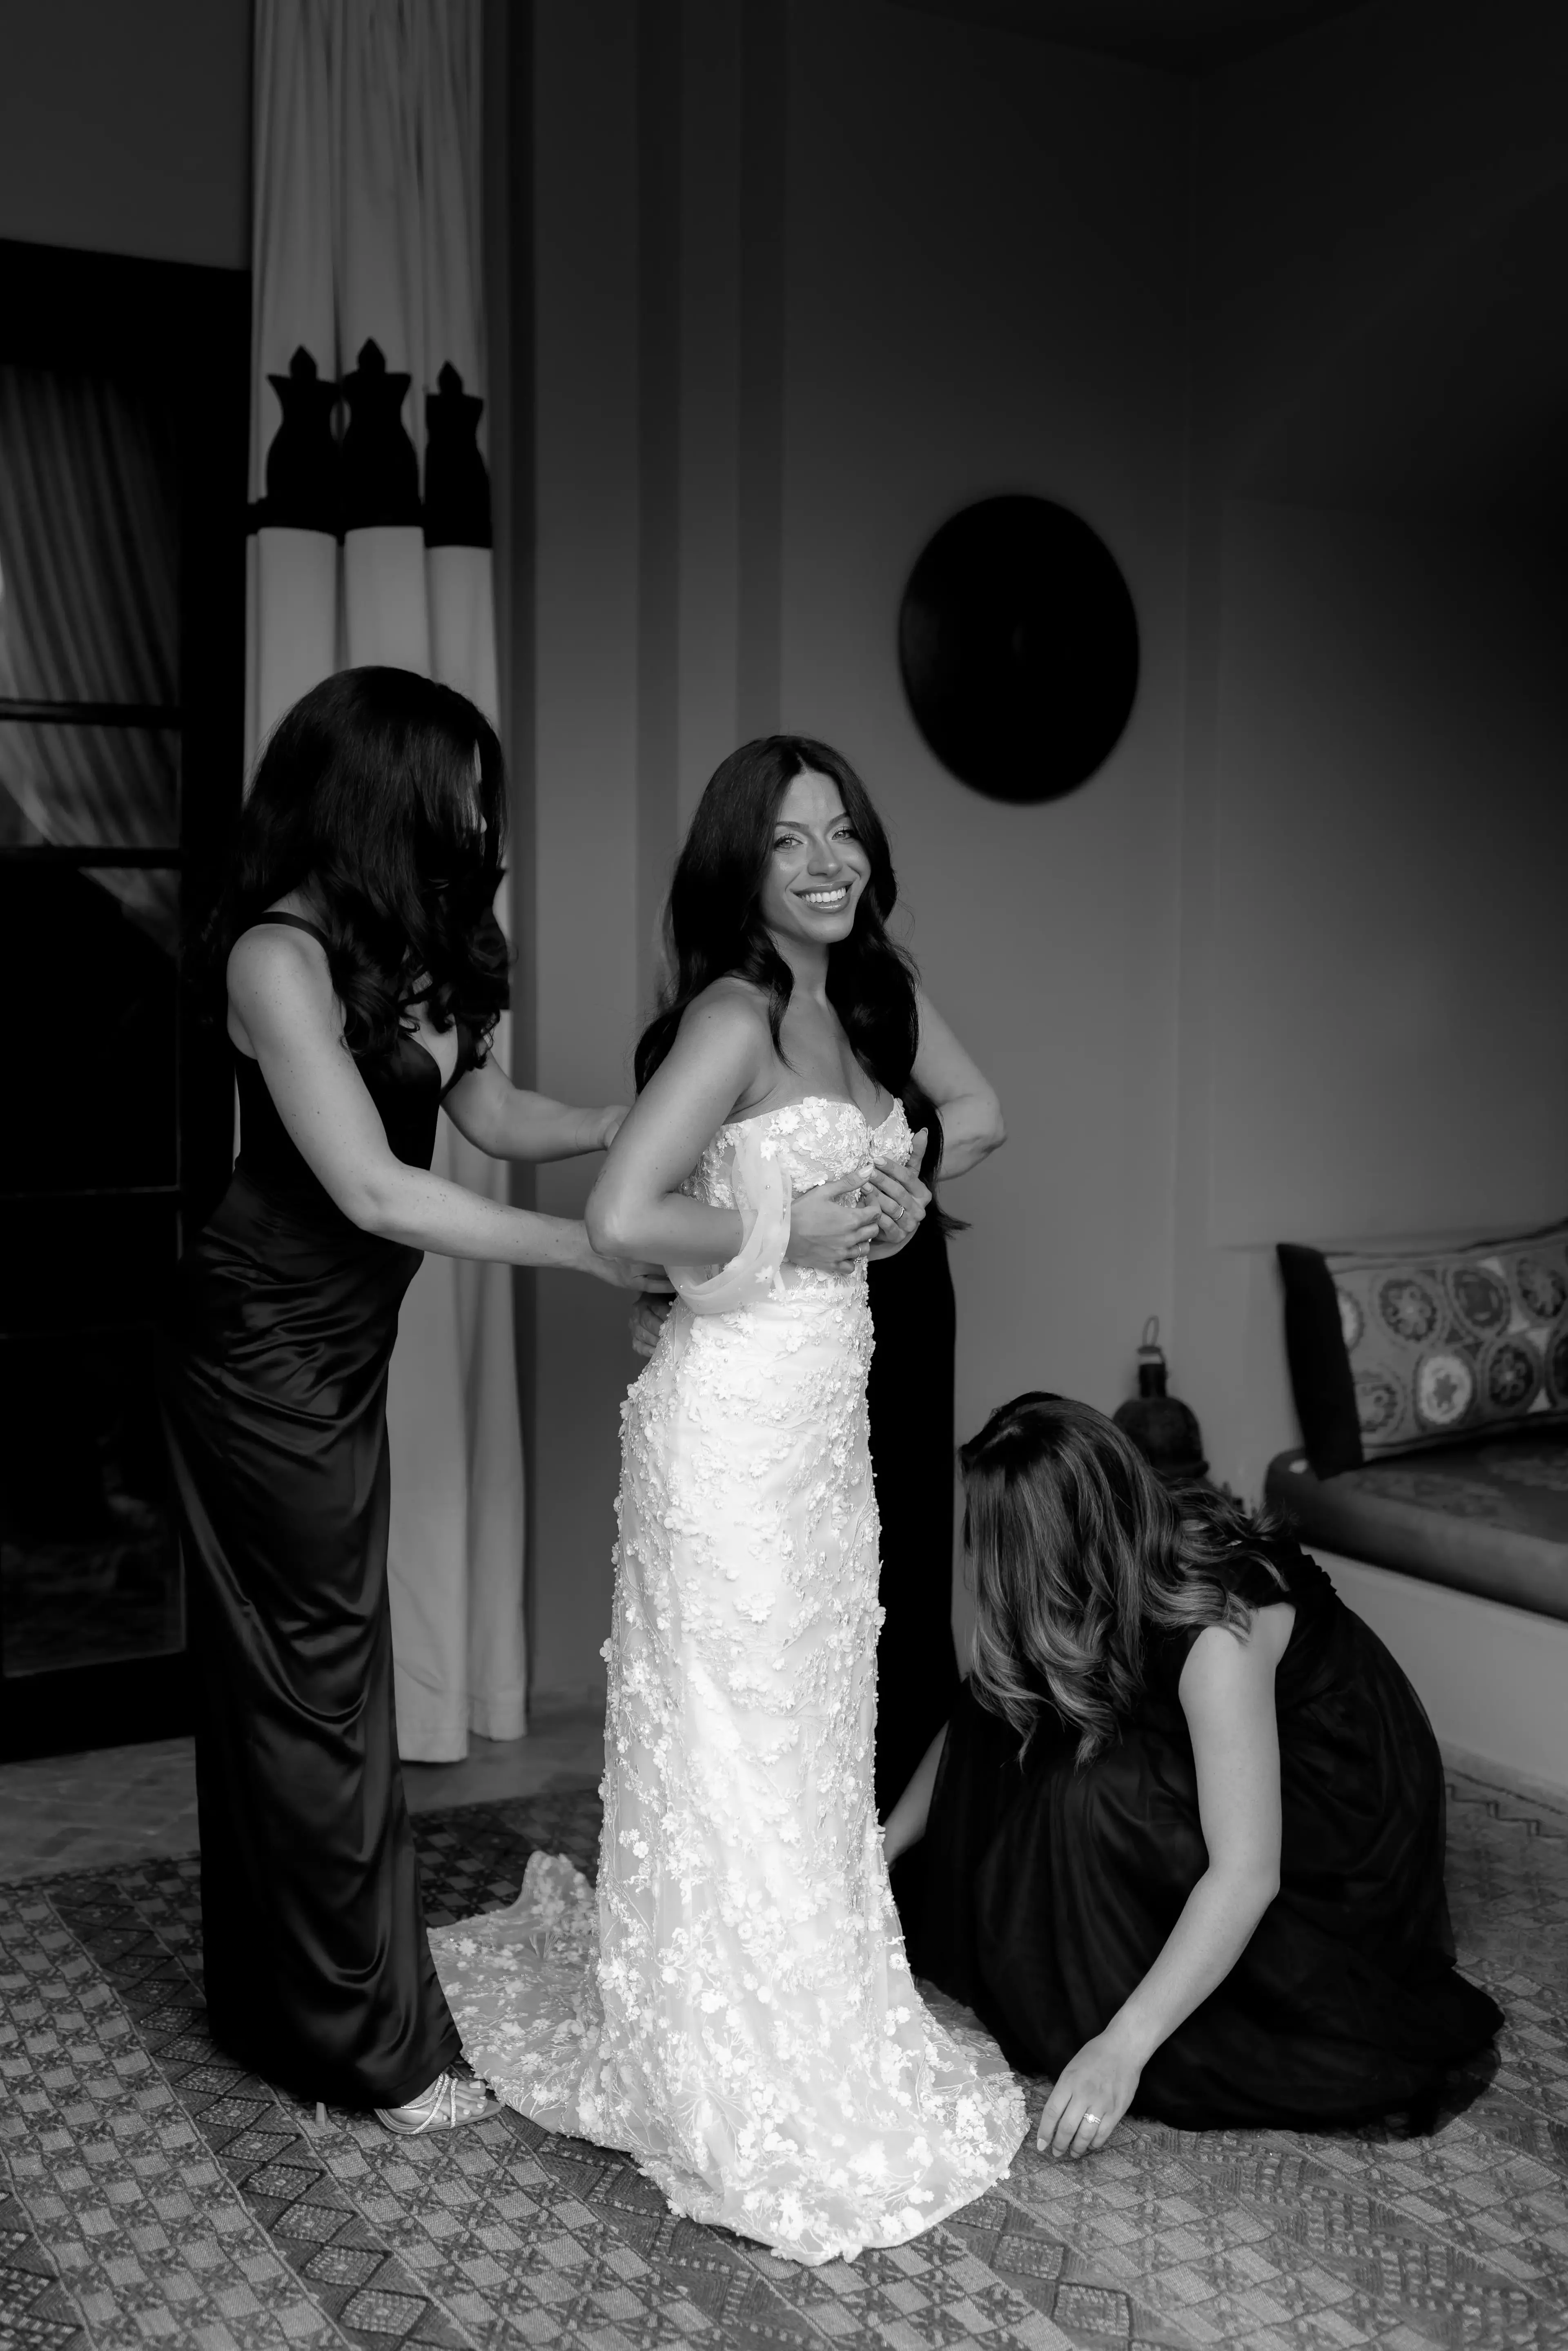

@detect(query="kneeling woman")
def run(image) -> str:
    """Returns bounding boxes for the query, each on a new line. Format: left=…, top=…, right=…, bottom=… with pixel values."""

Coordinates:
left=884, top=1394, right=1502, bottom=2153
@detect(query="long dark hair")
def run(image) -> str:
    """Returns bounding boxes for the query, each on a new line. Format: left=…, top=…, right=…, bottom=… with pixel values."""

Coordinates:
left=207, top=666, right=509, bottom=1061
left=961, top=1393, right=1285, bottom=1766
left=635, top=734, right=945, bottom=1184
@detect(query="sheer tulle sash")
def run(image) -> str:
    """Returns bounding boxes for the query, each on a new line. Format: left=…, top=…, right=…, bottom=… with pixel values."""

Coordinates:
left=666, top=1123, right=792, bottom=1315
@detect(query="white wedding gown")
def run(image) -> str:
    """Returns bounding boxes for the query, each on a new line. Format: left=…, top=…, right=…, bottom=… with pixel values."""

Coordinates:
left=430, top=1097, right=1026, bottom=2264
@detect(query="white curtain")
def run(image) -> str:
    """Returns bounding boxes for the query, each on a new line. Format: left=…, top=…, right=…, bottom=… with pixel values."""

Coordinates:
left=245, top=0, right=526, bottom=1759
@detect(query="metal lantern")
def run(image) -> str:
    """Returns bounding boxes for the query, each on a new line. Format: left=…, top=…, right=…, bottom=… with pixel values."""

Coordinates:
left=1112, top=1317, right=1208, bottom=1486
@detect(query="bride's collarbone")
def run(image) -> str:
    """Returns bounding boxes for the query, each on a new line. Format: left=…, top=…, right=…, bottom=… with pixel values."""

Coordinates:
left=717, top=997, right=892, bottom=1128
left=728, top=1065, right=893, bottom=1131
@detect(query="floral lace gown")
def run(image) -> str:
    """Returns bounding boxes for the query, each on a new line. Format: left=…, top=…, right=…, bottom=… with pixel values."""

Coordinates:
left=431, top=1097, right=1026, bottom=2264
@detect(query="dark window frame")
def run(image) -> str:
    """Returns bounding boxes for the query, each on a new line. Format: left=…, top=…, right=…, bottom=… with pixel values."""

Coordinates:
left=0, top=238, right=248, bottom=1757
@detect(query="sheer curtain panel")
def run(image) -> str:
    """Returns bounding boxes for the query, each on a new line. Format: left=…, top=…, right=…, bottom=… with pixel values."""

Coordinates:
left=246, top=0, right=525, bottom=1760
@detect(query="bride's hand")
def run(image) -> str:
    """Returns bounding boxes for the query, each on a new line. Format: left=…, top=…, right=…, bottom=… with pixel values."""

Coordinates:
left=786, top=1172, right=882, bottom=1273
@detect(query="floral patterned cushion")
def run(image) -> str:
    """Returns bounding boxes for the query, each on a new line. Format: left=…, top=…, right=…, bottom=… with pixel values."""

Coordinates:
left=1278, top=1223, right=1568, bottom=1476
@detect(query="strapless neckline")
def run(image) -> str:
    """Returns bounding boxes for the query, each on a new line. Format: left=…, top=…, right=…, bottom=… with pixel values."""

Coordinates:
left=718, top=1093, right=902, bottom=1141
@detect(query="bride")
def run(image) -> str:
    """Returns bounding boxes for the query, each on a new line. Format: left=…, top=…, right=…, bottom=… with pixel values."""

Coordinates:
left=432, top=735, right=1025, bottom=2263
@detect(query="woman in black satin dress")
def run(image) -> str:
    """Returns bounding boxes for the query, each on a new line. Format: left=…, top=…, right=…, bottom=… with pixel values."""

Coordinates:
left=864, top=995, right=1004, bottom=1901
left=162, top=668, right=660, bottom=2131
left=884, top=1394, right=1502, bottom=2151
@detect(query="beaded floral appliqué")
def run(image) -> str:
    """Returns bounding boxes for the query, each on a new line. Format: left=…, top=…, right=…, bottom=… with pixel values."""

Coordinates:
left=431, top=1096, right=1026, bottom=2265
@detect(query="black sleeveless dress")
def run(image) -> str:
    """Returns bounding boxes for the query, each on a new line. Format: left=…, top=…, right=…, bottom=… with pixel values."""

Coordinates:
left=913, top=1540, right=1503, bottom=2127
left=868, top=1210, right=961, bottom=1815
left=160, top=914, right=477, bottom=2109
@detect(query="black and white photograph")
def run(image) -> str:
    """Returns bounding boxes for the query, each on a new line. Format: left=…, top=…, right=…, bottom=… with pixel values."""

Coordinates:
left=0, top=1, right=1564, bottom=2346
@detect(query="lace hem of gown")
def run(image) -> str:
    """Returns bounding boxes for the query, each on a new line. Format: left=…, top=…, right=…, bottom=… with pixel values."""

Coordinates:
left=434, top=1853, right=1026, bottom=2265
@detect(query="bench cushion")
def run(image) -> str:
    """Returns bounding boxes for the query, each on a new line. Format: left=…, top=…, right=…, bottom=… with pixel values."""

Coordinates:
left=1265, top=1436, right=1568, bottom=1623
left=1278, top=1224, right=1568, bottom=1477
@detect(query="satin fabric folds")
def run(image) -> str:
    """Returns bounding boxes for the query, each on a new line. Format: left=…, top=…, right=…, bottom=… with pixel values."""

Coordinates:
left=161, top=947, right=469, bottom=2108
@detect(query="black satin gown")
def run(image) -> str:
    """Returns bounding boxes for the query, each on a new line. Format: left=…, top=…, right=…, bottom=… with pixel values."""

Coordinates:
left=868, top=1210, right=962, bottom=1933
left=160, top=914, right=474, bottom=2109
left=914, top=1540, right=1503, bottom=2127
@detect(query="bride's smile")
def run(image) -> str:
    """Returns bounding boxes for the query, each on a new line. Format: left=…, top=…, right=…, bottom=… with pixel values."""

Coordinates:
left=757, top=767, right=871, bottom=949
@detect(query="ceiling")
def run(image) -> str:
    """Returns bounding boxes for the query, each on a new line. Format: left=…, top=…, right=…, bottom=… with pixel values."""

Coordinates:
left=889, top=0, right=1376, bottom=75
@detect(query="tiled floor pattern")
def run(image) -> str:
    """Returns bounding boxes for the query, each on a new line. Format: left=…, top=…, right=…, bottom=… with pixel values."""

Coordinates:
left=1, top=1767, right=1564, bottom=2351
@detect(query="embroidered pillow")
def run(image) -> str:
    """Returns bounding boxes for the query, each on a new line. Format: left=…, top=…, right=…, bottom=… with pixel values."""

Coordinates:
left=1278, top=1222, right=1568, bottom=1477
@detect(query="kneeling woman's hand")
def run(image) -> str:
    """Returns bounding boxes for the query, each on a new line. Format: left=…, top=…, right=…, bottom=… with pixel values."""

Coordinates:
left=1037, top=2032, right=1143, bottom=2159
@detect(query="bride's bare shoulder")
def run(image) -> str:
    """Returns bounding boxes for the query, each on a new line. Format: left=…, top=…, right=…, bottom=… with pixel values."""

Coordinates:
left=658, top=979, right=775, bottom=1105
left=679, top=976, right=773, bottom=1045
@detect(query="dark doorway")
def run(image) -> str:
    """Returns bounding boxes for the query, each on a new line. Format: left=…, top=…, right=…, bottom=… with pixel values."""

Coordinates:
left=0, top=241, right=247, bottom=1759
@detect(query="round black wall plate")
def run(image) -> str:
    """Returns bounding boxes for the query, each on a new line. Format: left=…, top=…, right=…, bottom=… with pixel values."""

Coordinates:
left=898, top=494, right=1140, bottom=804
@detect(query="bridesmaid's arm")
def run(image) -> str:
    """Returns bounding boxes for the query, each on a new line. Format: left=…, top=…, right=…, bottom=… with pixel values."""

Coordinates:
left=1036, top=1604, right=1294, bottom=2160
left=880, top=1723, right=948, bottom=1863
left=227, top=928, right=658, bottom=1285
left=443, top=1060, right=628, bottom=1162
left=911, top=991, right=1005, bottom=1180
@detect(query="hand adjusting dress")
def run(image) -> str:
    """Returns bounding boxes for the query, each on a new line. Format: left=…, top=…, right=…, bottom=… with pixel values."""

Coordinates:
left=160, top=913, right=477, bottom=2108
left=915, top=1538, right=1503, bottom=2127
left=432, top=1097, right=1025, bottom=2264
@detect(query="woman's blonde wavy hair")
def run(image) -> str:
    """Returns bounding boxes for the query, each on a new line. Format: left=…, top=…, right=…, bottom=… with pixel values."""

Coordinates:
left=960, top=1393, right=1285, bottom=1767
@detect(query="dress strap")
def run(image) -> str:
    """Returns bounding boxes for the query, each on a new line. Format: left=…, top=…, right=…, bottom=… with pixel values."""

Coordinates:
left=441, top=1017, right=477, bottom=1099
left=243, top=912, right=334, bottom=952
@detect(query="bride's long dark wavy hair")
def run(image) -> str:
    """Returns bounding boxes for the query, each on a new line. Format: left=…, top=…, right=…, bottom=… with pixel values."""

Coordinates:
left=635, top=735, right=947, bottom=1189
left=961, top=1393, right=1286, bottom=1767
left=206, top=666, right=509, bottom=1062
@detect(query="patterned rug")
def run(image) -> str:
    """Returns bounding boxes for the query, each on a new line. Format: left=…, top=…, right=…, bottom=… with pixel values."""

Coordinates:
left=2, top=1767, right=1564, bottom=2351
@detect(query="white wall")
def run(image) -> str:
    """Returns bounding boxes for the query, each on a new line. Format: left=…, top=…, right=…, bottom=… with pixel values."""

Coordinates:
left=8, top=0, right=1561, bottom=1704
left=521, top=0, right=1196, bottom=1692
left=778, top=1, right=1191, bottom=1445
left=4, top=0, right=1559, bottom=1699
left=1207, top=509, right=1568, bottom=1252
left=0, top=0, right=249, bottom=268
left=523, top=0, right=649, bottom=1697
left=517, top=0, right=1568, bottom=1695
left=1169, top=0, right=1568, bottom=1499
